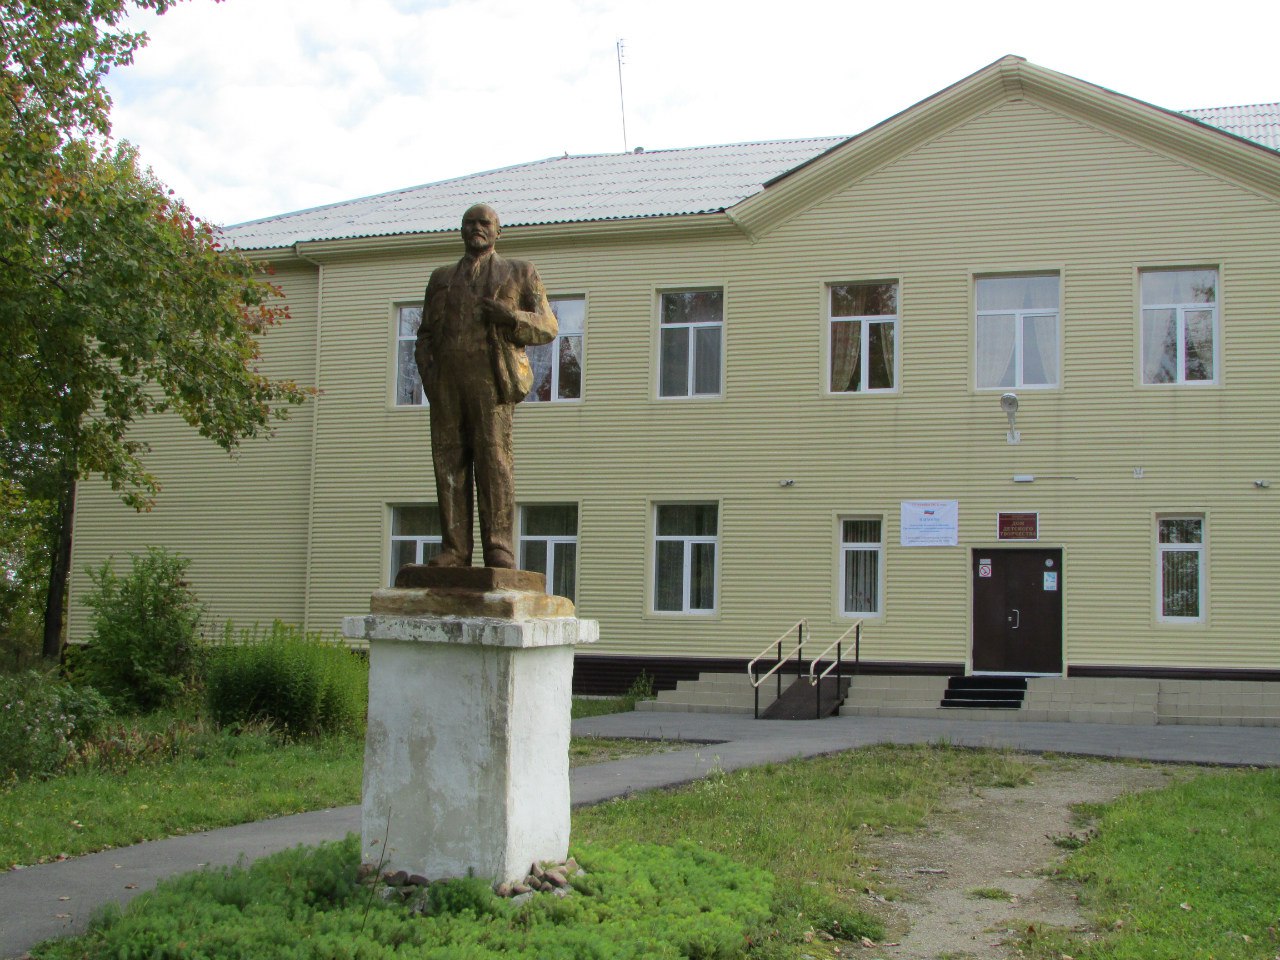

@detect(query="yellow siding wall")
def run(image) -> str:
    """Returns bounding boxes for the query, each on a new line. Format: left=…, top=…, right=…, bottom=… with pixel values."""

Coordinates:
left=69, top=97, right=1280, bottom=673
left=67, top=261, right=320, bottom=638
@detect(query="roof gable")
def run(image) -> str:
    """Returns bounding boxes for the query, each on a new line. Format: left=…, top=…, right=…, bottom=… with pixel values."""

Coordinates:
left=728, top=56, right=1280, bottom=241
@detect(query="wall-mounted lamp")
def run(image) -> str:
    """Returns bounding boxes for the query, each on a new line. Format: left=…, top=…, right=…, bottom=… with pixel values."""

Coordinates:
left=1013, top=474, right=1035, bottom=483
left=778, top=479, right=795, bottom=487
left=1000, top=393, right=1020, bottom=444
left=1255, top=479, right=1271, bottom=489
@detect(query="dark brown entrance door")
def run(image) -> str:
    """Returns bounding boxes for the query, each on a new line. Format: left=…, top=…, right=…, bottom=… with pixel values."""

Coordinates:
left=972, top=549, right=1063, bottom=674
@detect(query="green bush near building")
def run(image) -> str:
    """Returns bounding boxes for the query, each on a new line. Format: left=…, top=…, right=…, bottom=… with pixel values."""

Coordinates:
left=0, top=671, right=112, bottom=782
left=74, top=548, right=205, bottom=712
left=205, top=621, right=368, bottom=738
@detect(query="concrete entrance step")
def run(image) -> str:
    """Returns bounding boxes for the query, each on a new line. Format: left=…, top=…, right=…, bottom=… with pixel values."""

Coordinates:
left=635, top=671, right=778, bottom=715
left=636, top=672, right=1280, bottom=726
left=940, top=675, right=1028, bottom=709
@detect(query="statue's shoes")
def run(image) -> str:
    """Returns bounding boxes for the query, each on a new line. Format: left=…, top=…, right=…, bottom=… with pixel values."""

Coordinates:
left=427, top=552, right=469, bottom=568
left=483, top=549, right=516, bottom=569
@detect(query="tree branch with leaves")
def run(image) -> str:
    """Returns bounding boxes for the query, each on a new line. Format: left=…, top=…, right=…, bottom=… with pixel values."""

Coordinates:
left=1, top=0, right=312, bottom=658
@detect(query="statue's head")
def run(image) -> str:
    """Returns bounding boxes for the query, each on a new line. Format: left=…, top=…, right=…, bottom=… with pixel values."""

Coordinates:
left=461, top=204, right=501, bottom=254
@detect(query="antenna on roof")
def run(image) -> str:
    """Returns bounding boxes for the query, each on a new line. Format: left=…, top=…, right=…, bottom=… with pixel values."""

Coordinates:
left=616, top=38, right=629, bottom=154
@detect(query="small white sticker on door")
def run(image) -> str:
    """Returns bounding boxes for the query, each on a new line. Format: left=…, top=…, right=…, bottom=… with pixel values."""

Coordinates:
left=979, top=563, right=993, bottom=578
left=1043, top=571, right=1058, bottom=591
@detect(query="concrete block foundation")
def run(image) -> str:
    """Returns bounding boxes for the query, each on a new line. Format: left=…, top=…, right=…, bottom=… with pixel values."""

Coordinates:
left=344, top=602, right=596, bottom=884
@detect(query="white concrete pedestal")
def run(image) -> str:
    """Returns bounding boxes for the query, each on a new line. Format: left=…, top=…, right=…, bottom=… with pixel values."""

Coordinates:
left=343, top=611, right=597, bottom=883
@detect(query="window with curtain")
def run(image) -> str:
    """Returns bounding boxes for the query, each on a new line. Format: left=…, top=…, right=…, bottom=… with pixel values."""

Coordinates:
left=829, top=281, right=897, bottom=393
left=1141, top=268, right=1218, bottom=385
left=840, top=518, right=883, bottom=615
left=394, top=305, right=426, bottom=406
left=389, top=505, right=442, bottom=581
left=659, top=290, right=723, bottom=397
left=525, top=296, right=585, bottom=402
left=519, top=504, right=578, bottom=601
left=975, top=275, right=1059, bottom=389
left=1158, top=515, right=1205, bottom=621
left=653, top=503, right=718, bottom=613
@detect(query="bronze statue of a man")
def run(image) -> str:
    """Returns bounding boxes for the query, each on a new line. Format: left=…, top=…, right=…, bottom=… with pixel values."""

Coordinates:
left=415, top=204, right=557, bottom=568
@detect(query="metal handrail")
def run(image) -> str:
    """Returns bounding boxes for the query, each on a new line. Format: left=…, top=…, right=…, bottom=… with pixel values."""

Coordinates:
left=747, top=619, right=806, bottom=719
left=804, top=621, right=861, bottom=720
left=747, top=619, right=805, bottom=687
left=808, top=621, right=861, bottom=685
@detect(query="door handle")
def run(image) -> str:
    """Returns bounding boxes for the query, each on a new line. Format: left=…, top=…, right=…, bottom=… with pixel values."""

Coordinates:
left=1008, top=608, right=1021, bottom=629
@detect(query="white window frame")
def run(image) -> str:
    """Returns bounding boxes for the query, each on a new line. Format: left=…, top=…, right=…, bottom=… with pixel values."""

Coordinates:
left=652, top=502, right=719, bottom=614
left=838, top=516, right=883, bottom=617
left=518, top=504, right=579, bottom=601
left=388, top=504, right=441, bottom=584
left=1140, top=268, right=1219, bottom=386
left=974, top=274, right=1060, bottom=390
left=828, top=281, right=898, bottom=394
left=394, top=303, right=427, bottom=407
left=657, top=288, right=724, bottom=399
left=1156, top=514, right=1206, bottom=623
left=524, top=296, right=585, bottom=404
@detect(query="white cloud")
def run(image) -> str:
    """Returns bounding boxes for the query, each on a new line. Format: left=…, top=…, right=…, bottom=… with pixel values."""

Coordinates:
left=102, top=0, right=1278, bottom=226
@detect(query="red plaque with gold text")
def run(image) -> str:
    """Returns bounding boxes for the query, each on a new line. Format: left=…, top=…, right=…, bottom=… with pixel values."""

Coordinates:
left=997, top=512, right=1039, bottom=541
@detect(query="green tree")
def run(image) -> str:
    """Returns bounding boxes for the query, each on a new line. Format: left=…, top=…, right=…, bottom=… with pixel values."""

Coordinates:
left=1, top=1, right=311, bottom=660
left=0, top=478, right=55, bottom=668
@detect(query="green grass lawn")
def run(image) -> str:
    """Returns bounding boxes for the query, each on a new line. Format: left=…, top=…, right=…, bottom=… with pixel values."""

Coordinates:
left=0, top=695, right=665, bottom=868
left=575, top=742, right=1036, bottom=950
left=1, top=731, right=363, bottom=868
left=1021, top=766, right=1280, bottom=960
left=23, top=743, right=1039, bottom=960
left=8, top=688, right=1280, bottom=959
left=32, top=836, right=777, bottom=960
left=571, top=696, right=639, bottom=719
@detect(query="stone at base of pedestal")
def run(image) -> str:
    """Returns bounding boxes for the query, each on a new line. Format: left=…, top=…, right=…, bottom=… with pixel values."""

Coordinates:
left=375, top=567, right=573, bottom=619
left=367, top=587, right=574, bottom=620
left=347, top=611, right=597, bottom=884
left=394, top=565, right=546, bottom=593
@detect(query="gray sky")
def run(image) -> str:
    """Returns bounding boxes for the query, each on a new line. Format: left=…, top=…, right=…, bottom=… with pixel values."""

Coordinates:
left=103, top=0, right=1278, bottom=227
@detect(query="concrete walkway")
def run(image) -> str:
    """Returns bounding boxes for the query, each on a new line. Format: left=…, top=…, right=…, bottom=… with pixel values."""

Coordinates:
left=3, top=712, right=1277, bottom=958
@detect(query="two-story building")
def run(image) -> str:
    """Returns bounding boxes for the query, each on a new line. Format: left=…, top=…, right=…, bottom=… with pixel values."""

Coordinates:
left=67, top=56, right=1280, bottom=713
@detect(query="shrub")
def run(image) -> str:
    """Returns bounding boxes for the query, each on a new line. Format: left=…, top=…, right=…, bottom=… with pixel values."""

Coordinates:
left=44, top=837, right=774, bottom=960
left=0, top=604, right=43, bottom=674
left=621, top=669, right=655, bottom=709
left=205, top=621, right=367, bottom=738
left=0, top=671, right=112, bottom=781
left=76, top=548, right=205, bottom=712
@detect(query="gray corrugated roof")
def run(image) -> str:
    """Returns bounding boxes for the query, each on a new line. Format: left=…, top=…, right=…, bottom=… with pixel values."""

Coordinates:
left=226, top=138, right=847, bottom=250
left=227, top=101, right=1280, bottom=252
left=1183, top=103, right=1280, bottom=151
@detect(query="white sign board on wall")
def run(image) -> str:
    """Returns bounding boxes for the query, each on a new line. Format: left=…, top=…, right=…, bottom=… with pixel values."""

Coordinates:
left=900, top=500, right=959, bottom=546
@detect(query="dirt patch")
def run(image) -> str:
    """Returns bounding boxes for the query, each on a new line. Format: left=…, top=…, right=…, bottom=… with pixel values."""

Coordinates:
left=857, top=757, right=1190, bottom=960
